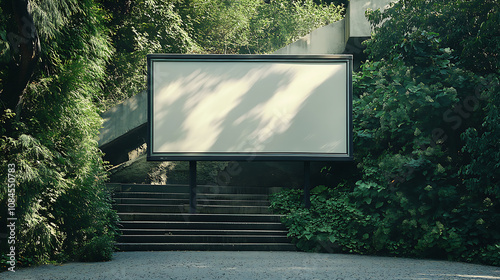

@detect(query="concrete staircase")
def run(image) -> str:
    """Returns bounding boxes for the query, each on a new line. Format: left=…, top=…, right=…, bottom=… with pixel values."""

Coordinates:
left=113, top=184, right=296, bottom=251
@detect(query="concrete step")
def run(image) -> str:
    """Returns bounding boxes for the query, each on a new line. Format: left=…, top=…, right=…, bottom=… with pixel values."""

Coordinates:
left=117, top=184, right=282, bottom=195
left=113, top=192, right=189, bottom=200
left=117, top=235, right=291, bottom=243
left=197, top=199, right=270, bottom=207
left=118, top=184, right=189, bottom=193
left=196, top=185, right=282, bottom=195
left=115, top=204, right=272, bottom=214
left=115, top=204, right=186, bottom=213
left=195, top=205, right=271, bottom=214
left=120, top=229, right=288, bottom=236
left=113, top=183, right=294, bottom=252
left=117, top=213, right=283, bottom=223
left=119, top=221, right=287, bottom=231
left=114, top=192, right=269, bottom=201
left=114, top=198, right=270, bottom=206
left=116, top=243, right=297, bottom=251
left=114, top=198, right=189, bottom=204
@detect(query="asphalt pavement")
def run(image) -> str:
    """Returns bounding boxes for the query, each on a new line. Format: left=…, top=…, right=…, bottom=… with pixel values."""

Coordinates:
left=3, top=251, right=500, bottom=280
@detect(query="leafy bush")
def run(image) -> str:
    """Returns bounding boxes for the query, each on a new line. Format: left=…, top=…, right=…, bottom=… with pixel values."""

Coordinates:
left=365, top=0, right=500, bottom=74
left=271, top=183, right=500, bottom=266
left=0, top=0, right=119, bottom=267
left=270, top=187, right=377, bottom=254
left=76, top=234, right=116, bottom=262
left=271, top=0, right=499, bottom=266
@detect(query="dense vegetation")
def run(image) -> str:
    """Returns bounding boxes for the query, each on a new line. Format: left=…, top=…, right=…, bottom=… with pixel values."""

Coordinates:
left=0, top=0, right=120, bottom=267
left=0, top=0, right=343, bottom=269
left=271, top=0, right=500, bottom=266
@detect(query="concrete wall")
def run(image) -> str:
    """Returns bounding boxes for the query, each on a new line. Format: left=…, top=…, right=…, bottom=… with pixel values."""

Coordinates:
left=99, top=90, right=147, bottom=147
left=345, top=0, right=393, bottom=39
left=273, top=19, right=346, bottom=55
left=274, top=0, right=393, bottom=55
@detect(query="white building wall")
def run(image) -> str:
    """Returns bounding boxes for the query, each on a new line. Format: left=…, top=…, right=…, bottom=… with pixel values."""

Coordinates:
left=273, top=19, right=346, bottom=55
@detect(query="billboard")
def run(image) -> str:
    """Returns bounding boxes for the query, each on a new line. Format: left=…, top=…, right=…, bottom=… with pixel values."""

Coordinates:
left=147, top=54, right=352, bottom=161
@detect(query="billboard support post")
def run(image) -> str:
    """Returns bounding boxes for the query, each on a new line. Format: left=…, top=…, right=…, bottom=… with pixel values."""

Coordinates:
left=189, top=161, right=197, bottom=214
left=304, top=161, right=311, bottom=209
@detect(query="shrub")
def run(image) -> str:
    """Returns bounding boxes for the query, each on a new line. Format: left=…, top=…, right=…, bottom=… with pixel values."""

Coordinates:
left=77, top=234, right=116, bottom=262
left=271, top=184, right=500, bottom=266
left=270, top=186, right=378, bottom=254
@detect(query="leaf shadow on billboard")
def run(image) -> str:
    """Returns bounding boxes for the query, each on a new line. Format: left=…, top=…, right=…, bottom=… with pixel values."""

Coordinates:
left=151, top=57, right=349, bottom=159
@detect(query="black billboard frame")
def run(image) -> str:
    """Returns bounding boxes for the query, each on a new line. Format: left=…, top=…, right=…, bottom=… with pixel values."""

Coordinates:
left=146, top=54, right=353, bottom=162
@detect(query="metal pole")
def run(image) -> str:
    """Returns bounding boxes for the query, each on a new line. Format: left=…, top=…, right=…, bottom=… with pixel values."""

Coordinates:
left=189, top=161, right=197, bottom=214
left=304, top=161, right=311, bottom=209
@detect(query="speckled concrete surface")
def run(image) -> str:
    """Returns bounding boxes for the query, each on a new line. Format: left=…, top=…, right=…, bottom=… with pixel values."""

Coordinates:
left=3, top=251, right=500, bottom=280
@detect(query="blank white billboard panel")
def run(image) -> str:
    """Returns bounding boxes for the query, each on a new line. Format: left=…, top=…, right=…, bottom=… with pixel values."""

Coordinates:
left=147, top=55, right=352, bottom=161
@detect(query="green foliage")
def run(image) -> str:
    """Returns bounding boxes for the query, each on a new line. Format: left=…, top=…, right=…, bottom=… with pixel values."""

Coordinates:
left=100, top=0, right=344, bottom=108
left=76, top=234, right=116, bottom=262
left=177, top=0, right=342, bottom=54
left=365, top=0, right=500, bottom=74
left=247, top=0, right=343, bottom=54
left=272, top=0, right=499, bottom=267
left=1, top=254, right=36, bottom=270
left=460, top=74, right=500, bottom=198
left=0, top=0, right=119, bottom=267
left=177, top=0, right=259, bottom=54
left=354, top=30, right=477, bottom=185
left=100, top=0, right=200, bottom=110
left=351, top=0, right=500, bottom=265
left=270, top=188, right=377, bottom=254
left=272, top=182, right=500, bottom=265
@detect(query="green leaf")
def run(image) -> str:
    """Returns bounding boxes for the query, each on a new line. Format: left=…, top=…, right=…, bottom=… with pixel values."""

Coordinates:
left=329, top=235, right=337, bottom=243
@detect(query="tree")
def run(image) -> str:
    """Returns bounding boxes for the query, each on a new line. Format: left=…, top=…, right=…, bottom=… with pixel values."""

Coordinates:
left=100, top=0, right=199, bottom=110
left=351, top=0, right=500, bottom=265
left=1, top=0, right=118, bottom=265
left=365, top=0, right=499, bottom=74
left=247, top=0, right=343, bottom=54
left=175, top=0, right=259, bottom=54
left=1, top=0, right=40, bottom=128
left=269, top=0, right=500, bottom=267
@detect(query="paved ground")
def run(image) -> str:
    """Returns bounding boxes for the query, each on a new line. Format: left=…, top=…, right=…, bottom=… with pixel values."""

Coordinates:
left=3, top=251, right=500, bottom=280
